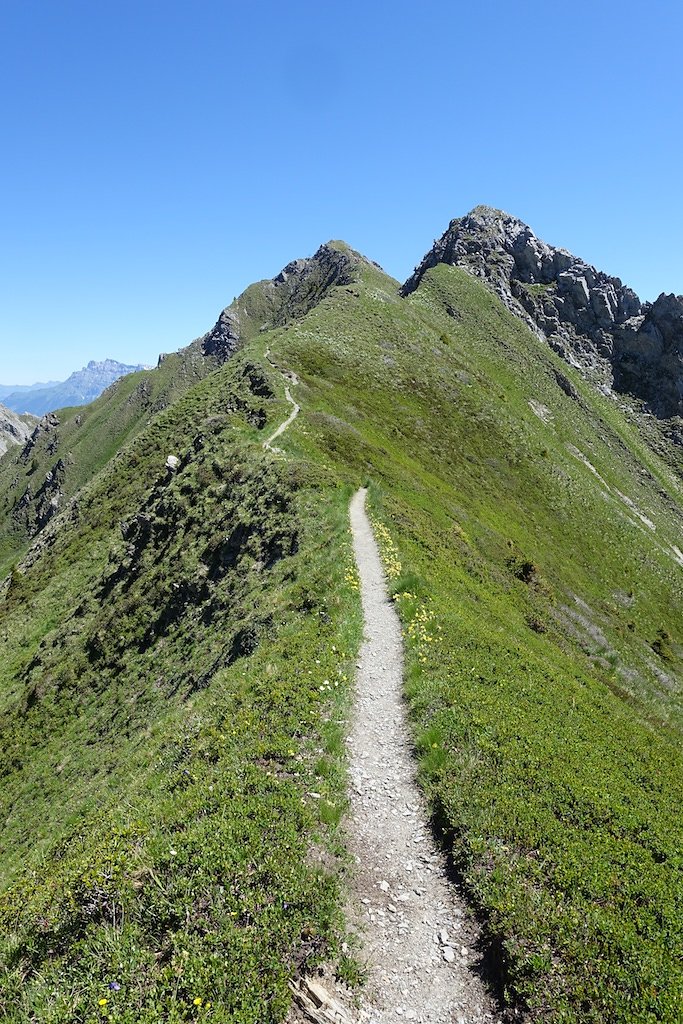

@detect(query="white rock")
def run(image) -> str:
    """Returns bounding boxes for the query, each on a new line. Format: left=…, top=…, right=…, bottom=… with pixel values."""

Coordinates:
left=439, top=928, right=450, bottom=945
left=442, top=946, right=456, bottom=963
left=379, top=880, right=390, bottom=892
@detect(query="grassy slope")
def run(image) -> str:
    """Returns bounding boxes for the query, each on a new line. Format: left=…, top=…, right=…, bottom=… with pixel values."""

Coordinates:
left=262, top=258, right=683, bottom=1022
left=0, top=348, right=216, bottom=572
left=0, top=352, right=363, bottom=1022
left=0, top=248, right=681, bottom=1022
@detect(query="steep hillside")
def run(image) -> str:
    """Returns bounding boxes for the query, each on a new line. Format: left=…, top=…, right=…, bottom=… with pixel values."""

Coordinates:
left=0, top=243, right=361, bottom=573
left=0, top=230, right=682, bottom=1023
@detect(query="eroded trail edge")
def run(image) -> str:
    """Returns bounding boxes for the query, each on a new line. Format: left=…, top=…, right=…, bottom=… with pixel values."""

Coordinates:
left=347, top=488, right=501, bottom=1024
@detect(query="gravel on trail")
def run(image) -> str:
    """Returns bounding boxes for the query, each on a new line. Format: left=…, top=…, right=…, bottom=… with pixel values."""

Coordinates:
left=345, top=487, right=504, bottom=1024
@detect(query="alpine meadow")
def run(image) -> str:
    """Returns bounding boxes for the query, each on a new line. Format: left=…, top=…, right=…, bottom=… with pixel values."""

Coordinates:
left=0, top=207, right=682, bottom=1024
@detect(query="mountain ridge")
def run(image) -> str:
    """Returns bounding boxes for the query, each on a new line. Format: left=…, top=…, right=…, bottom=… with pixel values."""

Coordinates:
left=0, top=243, right=370, bottom=555
left=180, top=240, right=371, bottom=364
left=0, top=214, right=682, bottom=1022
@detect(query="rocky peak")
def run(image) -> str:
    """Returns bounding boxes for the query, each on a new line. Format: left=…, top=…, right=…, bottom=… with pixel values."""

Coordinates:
left=403, top=208, right=683, bottom=423
left=262, top=241, right=360, bottom=323
left=196, top=242, right=364, bottom=364
left=84, top=359, right=133, bottom=374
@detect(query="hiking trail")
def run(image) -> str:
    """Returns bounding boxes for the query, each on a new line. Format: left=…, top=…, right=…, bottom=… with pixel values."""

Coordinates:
left=264, top=341, right=504, bottom=1023
left=344, top=487, right=503, bottom=1024
left=264, top=348, right=300, bottom=453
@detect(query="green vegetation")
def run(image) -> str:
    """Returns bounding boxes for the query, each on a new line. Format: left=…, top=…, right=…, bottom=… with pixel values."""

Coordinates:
left=0, top=243, right=682, bottom=1021
left=0, top=352, right=363, bottom=1021
left=517, top=281, right=554, bottom=296
left=263, top=258, right=683, bottom=1021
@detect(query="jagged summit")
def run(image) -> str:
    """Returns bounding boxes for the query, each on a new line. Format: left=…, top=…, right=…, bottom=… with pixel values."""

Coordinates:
left=468, top=203, right=512, bottom=221
left=191, top=241, right=376, bottom=364
left=402, top=207, right=683, bottom=424
left=401, top=206, right=636, bottom=313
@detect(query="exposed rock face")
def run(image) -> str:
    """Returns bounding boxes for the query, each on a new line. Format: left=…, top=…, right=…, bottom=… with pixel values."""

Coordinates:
left=402, top=206, right=683, bottom=422
left=194, top=242, right=362, bottom=365
left=0, top=404, right=36, bottom=457
left=263, top=242, right=357, bottom=324
left=200, top=308, right=241, bottom=362
left=32, top=457, right=67, bottom=532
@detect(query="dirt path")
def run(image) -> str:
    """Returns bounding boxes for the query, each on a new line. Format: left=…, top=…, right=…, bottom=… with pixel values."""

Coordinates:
left=346, top=488, right=502, bottom=1024
left=264, top=349, right=300, bottom=453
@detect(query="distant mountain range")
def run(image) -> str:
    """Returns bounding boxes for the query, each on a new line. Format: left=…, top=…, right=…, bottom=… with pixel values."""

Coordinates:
left=0, top=381, right=60, bottom=401
left=0, top=359, right=149, bottom=416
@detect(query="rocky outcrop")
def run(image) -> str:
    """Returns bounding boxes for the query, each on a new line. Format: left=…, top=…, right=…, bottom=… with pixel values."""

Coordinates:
left=262, top=242, right=358, bottom=324
left=192, top=241, right=364, bottom=365
left=199, top=307, right=242, bottom=362
left=19, top=412, right=60, bottom=466
left=0, top=404, right=36, bottom=457
left=13, top=453, right=68, bottom=535
left=402, top=206, right=683, bottom=422
left=32, top=458, right=67, bottom=531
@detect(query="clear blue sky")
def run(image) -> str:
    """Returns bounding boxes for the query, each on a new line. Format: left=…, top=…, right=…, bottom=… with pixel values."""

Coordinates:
left=1, top=0, right=682, bottom=383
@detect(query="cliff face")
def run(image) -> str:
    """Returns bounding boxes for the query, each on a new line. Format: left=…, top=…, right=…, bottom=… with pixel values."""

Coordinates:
left=0, top=405, right=36, bottom=457
left=402, top=206, right=683, bottom=424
